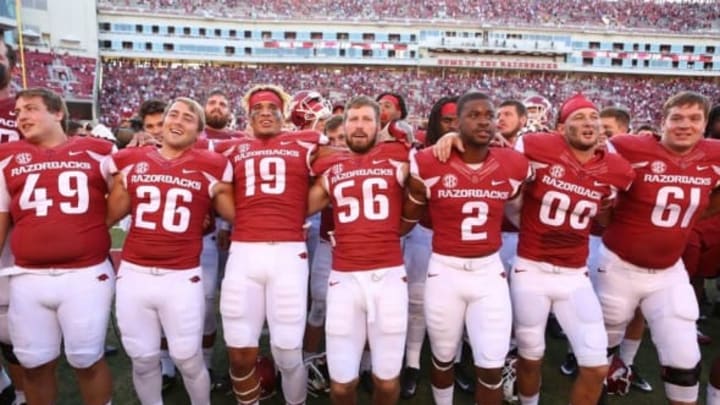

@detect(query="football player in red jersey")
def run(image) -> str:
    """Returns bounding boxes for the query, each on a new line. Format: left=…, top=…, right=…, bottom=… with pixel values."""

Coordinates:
left=0, top=39, right=27, bottom=405
left=0, top=88, right=115, bottom=405
left=508, top=95, right=634, bottom=405
left=306, top=95, right=409, bottom=405
left=434, top=94, right=636, bottom=405
left=402, top=92, right=531, bottom=405
left=599, top=91, right=720, bottom=405
left=106, top=97, right=234, bottom=405
left=216, top=84, right=326, bottom=405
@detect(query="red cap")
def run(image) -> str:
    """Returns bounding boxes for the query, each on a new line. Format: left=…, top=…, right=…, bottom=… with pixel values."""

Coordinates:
left=558, top=94, right=597, bottom=124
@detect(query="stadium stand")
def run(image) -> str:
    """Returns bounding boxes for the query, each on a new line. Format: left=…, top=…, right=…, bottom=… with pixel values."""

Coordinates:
left=98, top=60, right=720, bottom=130
left=98, top=0, right=720, bottom=32
left=19, top=49, right=96, bottom=99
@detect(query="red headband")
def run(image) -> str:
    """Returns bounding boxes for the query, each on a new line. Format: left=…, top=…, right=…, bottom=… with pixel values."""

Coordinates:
left=249, top=90, right=283, bottom=110
left=379, top=94, right=401, bottom=111
left=440, top=102, right=457, bottom=117
left=558, top=94, right=597, bottom=124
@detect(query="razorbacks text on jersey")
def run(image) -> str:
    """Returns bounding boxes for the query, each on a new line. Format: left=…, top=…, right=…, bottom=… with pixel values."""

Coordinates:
left=516, top=132, right=635, bottom=267
left=0, top=136, right=114, bottom=268
left=411, top=147, right=530, bottom=257
left=604, top=134, right=720, bottom=268
left=108, top=146, right=232, bottom=269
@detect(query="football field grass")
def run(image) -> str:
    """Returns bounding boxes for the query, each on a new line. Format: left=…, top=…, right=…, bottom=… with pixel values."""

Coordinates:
left=49, top=229, right=720, bottom=404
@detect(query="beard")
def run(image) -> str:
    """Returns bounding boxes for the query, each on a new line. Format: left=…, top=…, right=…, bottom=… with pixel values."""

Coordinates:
left=206, top=111, right=229, bottom=130
left=347, top=129, right=376, bottom=153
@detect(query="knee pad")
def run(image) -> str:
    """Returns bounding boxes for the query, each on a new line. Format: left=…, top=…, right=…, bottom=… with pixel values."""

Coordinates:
left=270, top=345, right=302, bottom=371
left=662, top=363, right=701, bottom=387
left=512, top=293, right=548, bottom=361
left=172, top=351, right=206, bottom=379
left=66, top=348, right=103, bottom=369
left=307, top=299, right=326, bottom=328
left=133, top=353, right=161, bottom=377
left=0, top=342, right=18, bottom=365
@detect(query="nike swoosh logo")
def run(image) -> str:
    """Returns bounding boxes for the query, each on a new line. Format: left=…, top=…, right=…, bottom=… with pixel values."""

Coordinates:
left=697, top=165, right=709, bottom=171
left=491, top=180, right=505, bottom=186
left=328, top=281, right=340, bottom=287
left=593, top=181, right=607, bottom=187
left=68, top=151, right=84, bottom=156
left=597, top=268, right=607, bottom=273
left=280, top=141, right=294, bottom=146
left=513, top=269, right=527, bottom=273
left=427, top=273, right=439, bottom=278
left=182, top=169, right=197, bottom=174
left=372, top=160, right=386, bottom=165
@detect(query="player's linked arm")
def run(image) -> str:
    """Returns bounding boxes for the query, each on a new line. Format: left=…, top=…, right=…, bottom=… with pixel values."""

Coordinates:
left=701, top=188, right=720, bottom=219
left=307, top=176, right=330, bottom=217
left=105, top=173, right=131, bottom=227
left=400, top=175, right=427, bottom=236
left=0, top=212, right=9, bottom=253
left=212, top=181, right=235, bottom=223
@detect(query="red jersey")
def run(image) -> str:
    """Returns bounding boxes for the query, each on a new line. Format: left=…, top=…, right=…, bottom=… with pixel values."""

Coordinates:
left=201, top=127, right=247, bottom=141
left=412, top=147, right=530, bottom=258
left=109, top=146, right=232, bottom=269
left=0, top=136, right=113, bottom=268
left=320, top=142, right=408, bottom=271
left=0, top=98, right=20, bottom=144
left=603, top=135, right=720, bottom=268
left=216, top=130, right=320, bottom=242
left=516, top=133, right=635, bottom=268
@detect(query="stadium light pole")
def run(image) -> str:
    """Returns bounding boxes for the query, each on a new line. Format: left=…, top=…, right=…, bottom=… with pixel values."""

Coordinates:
left=14, top=0, right=26, bottom=89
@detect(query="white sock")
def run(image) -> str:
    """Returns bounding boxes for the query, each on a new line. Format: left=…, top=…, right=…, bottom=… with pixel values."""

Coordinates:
left=15, top=390, right=26, bottom=404
left=202, top=347, right=213, bottom=369
left=519, top=392, right=539, bottom=405
left=160, top=350, right=175, bottom=377
left=431, top=385, right=453, bottom=405
left=0, top=368, right=10, bottom=391
left=619, top=339, right=641, bottom=366
left=708, top=384, right=720, bottom=405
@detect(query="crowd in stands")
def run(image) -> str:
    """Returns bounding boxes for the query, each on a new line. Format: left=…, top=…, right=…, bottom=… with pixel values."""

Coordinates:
left=98, top=60, right=720, bottom=130
left=17, top=49, right=96, bottom=99
left=98, top=0, right=720, bottom=32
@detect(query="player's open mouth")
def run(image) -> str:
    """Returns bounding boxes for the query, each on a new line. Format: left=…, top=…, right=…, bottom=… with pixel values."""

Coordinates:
left=168, top=128, right=183, bottom=136
left=260, top=119, right=274, bottom=126
left=20, top=123, right=32, bottom=132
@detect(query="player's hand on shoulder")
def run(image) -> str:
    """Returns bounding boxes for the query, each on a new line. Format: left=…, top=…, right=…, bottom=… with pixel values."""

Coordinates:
left=127, top=131, right=160, bottom=148
left=432, top=131, right=463, bottom=162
